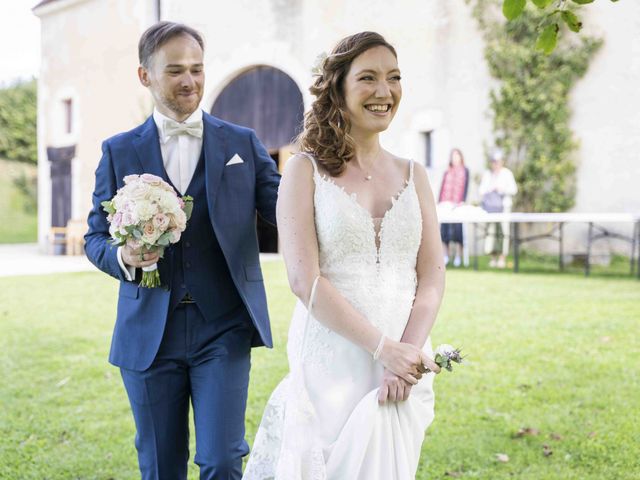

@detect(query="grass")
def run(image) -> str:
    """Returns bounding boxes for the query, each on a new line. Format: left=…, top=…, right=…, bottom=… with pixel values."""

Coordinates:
left=0, top=159, right=37, bottom=244
left=0, top=262, right=638, bottom=479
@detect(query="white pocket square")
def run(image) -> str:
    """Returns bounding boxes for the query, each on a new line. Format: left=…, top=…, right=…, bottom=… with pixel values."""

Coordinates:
left=225, top=154, right=244, bottom=166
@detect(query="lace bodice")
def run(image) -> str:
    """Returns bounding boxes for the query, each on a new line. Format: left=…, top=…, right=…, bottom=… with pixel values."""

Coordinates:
left=308, top=154, right=422, bottom=335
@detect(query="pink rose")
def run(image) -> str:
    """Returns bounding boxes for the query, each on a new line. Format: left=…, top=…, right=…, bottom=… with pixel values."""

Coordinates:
left=123, top=174, right=140, bottom=185
left=140, top=173, right=163, bottom=186
left=170, top=230, right=181, bottom=243
left=112, top=212, right=123, bottom=228
left=152, top=213, right=170, bottom=231
left=143, top=222, right=156, bottom=236
left=121, top=212, right=135, bottom=227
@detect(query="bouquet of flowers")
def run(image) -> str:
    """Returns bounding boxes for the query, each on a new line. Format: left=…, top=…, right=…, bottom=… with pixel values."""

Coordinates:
left=434, top=344, right=465, bottom=372
left=101, top=173, right=193, bottom=288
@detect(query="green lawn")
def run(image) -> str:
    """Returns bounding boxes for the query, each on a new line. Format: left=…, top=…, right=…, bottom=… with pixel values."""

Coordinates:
left=0, top=263, right=638, bottom=479
left=0, top=159, right=37, bottom=244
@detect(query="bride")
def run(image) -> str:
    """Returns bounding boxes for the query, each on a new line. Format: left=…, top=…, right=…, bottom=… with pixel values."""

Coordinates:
left=244, top=31, right=445, bottom=479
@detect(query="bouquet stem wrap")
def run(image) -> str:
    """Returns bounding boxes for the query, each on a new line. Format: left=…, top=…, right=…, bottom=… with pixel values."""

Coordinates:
left=141, top=263, right=161, bottom=288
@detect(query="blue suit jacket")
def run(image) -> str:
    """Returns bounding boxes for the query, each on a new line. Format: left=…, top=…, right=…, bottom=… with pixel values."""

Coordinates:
left=85, top=112, right=280, bottom=371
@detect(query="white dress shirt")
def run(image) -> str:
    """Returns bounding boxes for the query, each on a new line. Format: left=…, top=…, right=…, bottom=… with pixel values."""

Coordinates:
left=117, top=108, right=204, bottom=280
left=153, top=108, right=204, bottom=195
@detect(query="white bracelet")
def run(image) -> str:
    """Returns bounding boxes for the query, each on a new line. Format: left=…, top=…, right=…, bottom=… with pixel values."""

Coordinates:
left=373, top=335, right=386, bottom=361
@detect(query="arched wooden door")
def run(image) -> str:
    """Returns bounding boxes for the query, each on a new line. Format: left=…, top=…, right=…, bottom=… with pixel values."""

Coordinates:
left=211, top=66, right=304, bottom=253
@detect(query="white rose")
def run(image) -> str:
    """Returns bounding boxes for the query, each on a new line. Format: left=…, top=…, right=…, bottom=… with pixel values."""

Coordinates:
left=173, top=210, right=187, bottom=231
left=128, top=182, right=151, bottom=201
left=158, top=190, right=180, bottom=213
left=134, top=199, right=157, bottom=222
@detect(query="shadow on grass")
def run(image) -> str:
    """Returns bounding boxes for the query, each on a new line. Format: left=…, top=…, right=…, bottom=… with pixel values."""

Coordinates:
left=455, top=252, right=638, bottom=281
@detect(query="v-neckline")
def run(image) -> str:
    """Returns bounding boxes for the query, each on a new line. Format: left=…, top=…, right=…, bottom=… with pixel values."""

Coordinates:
left=316, top=173, right=412, bottom=223
left=315, top=173, right=413, bottom=262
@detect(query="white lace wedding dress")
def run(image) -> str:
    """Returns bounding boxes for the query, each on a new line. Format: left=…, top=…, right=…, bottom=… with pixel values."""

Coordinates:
left=243, top=154, right=435, bottom=480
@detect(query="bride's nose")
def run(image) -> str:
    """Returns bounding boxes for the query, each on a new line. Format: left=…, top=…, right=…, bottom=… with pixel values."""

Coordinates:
left=375, top=81, right=392, bottom=98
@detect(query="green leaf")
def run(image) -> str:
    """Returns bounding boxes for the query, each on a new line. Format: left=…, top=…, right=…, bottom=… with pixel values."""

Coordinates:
left=503, top=0, right=526, bottom=20
left=536, top=23, right=559, bottom=55
left=156, top=232, right=172, bottom=246
left=101, top=201, right=115, bottom=214
left=570, top=0, right=595, bottom=4
left=531, top=0, right=554, bottom=7
left=182, top=197, right=194, bottom=221
left=561, top=11, right=582, bottom=32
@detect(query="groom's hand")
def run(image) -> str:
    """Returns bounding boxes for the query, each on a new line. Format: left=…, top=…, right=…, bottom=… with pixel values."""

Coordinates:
left=378, top=369, right=413, bottom=405
left=122, top=244, right=160, bottom=268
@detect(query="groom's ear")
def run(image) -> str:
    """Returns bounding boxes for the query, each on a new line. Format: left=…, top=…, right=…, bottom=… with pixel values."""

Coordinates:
left=138, top=66, right=151, bottom=87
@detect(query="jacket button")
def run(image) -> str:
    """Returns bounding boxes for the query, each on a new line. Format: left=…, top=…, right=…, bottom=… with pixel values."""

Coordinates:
left=185, top=241, right=191, bottom=248
left=185, top=262, right=191, bottom=268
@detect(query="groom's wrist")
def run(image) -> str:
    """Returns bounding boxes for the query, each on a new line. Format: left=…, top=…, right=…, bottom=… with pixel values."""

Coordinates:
left=117, top=246, right=136, bottom=281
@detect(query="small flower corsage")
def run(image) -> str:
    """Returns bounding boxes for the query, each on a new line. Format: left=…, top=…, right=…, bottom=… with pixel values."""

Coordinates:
left=434, top=344, right=465, bottom=372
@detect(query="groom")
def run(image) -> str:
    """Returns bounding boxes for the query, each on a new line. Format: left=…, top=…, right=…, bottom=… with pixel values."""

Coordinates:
left=84, top=21, right=280, bottom=479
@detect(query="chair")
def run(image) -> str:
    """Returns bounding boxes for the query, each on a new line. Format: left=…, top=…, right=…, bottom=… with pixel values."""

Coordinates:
left=49, top=226, right=67, bottom=255
left=65, top=219, right=87, bottom=255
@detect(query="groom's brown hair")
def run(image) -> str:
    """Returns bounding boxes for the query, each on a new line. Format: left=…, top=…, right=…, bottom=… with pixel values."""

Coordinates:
left=138, top=21, right=205, bottom=68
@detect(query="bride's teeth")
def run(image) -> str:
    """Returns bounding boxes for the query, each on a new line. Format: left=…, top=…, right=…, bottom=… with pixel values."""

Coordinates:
left=366, top=105, right=389, bottom=112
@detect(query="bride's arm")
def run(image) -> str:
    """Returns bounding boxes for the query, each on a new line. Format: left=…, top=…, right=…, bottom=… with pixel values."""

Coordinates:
left=378, top=163, right=446, bottom=403
left=278, top=155, right=434, bottom=385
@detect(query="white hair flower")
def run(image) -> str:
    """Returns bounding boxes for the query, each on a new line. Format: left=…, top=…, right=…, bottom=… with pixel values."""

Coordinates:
left=311, top=51, right=328, bottom=76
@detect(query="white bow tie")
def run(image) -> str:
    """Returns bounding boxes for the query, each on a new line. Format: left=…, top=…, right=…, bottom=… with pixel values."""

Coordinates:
left=163, top=119, right=203, bottom=141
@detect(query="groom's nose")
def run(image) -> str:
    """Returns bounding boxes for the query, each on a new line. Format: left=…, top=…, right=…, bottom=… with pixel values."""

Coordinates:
left=180, top=73, right=196, bottom=88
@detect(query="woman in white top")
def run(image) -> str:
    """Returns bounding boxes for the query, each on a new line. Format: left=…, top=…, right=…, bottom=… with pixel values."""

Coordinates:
left=478, top=151, right=518, bottom=268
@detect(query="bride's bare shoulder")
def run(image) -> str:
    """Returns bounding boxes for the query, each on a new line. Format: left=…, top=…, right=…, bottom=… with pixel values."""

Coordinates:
left=282, top=152, right=316, bottom=179
left=388, top=155, right=417, bottom=177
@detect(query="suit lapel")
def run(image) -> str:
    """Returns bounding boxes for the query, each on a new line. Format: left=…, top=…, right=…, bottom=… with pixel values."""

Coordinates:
left=132, top=116, right=169, bottom=182
left=203, top=114, right=227, bottom=220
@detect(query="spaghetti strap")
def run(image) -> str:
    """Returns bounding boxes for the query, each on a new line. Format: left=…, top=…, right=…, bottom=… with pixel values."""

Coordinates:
left=297, top=152, right=319, bottom=176
left=409, top=159, right=415, bottom=182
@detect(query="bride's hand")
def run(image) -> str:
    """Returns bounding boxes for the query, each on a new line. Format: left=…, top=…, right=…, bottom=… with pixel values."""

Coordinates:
left=378, top=339, right=441, bottom=385
left=378, top=368, right=413, bottom=405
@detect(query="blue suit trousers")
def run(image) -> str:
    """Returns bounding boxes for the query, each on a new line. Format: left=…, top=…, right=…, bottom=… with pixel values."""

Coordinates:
left=120, top=303, right=253, bottom=480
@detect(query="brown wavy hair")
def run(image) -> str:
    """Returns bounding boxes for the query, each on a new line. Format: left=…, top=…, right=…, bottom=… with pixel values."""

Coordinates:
left=297, top=32, right=397, bottom=176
